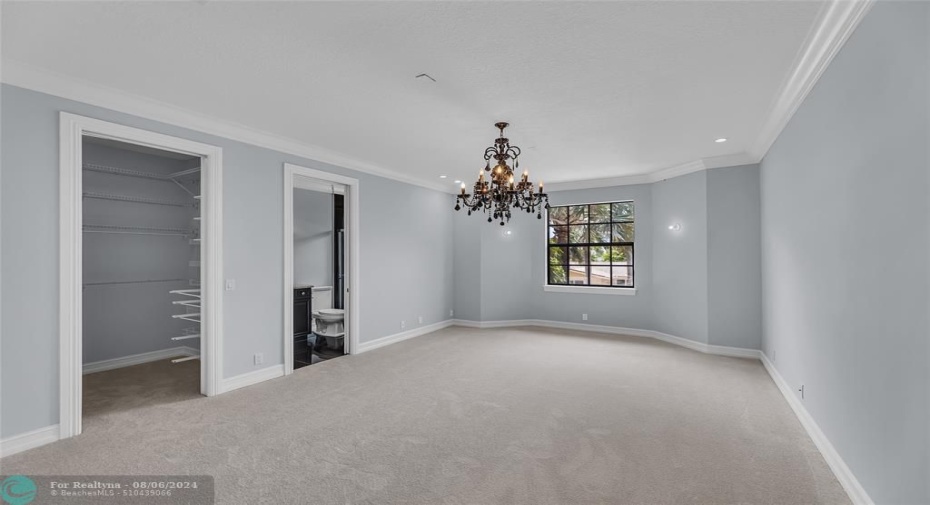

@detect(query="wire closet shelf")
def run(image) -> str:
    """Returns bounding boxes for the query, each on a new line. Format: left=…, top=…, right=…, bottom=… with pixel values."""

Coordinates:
left=83, top=160, right=203, bottom=364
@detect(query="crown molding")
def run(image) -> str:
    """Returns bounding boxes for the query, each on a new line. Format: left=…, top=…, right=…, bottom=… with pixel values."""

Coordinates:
left=543, top=172, right=653, bottom=193
left=701, top=152, right=759, bottom=171
left=543, top=159, right=707, bottom=193
left=542, top=152, right=760, bottom=193
left=649, top=159, right=707, bottom=183
left=0, top=58, right=449, bottom=193
left=749, top=0, right=874, bottom=161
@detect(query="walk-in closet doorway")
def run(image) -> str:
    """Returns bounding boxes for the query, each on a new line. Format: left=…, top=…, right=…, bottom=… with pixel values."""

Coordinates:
left=59, top=113, right=224, bottom=440
left=283, top=163, right=360, bottom=375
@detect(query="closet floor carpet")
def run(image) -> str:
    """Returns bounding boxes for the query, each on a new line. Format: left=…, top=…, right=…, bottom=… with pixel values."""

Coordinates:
left=83, top=357, right=201, bottom=422
left=1, top=326, right=848, bottom=504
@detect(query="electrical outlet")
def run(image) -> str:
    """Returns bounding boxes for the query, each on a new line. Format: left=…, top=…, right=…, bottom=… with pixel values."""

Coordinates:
left=582, top=313, right=588, bottom=321
left=450, top=309, right=454, bottom=317
left=225, top=279, right=236, bottom=291
left=798, top=384, right=805, bottom=400
left=400, top=320, right=406, bottom=330
left=254, top=353, right=263, bottom=366
left=418, top=315, right=424, bottom=325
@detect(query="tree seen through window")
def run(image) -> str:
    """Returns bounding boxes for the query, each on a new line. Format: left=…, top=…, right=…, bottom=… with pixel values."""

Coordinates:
left=547, top=201, right=634, bottom=287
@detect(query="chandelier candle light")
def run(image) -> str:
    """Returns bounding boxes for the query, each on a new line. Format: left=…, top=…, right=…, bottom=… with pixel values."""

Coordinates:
left=454, top=122, right=549, bottom=225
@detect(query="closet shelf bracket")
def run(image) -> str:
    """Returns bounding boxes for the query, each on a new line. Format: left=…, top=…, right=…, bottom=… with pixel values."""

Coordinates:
left=169, top=289, right=202, bottom=298
left=167, top=167, right=201, bottom=179
left=171, top=313, right=202, bottom=323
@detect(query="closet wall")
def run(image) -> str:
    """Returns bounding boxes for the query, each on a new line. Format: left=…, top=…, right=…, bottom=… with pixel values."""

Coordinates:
left=82, top=139, right=201, bottom=365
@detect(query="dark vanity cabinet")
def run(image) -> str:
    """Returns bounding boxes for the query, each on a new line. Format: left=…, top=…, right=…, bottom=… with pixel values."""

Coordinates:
left=294, top=288, right=312, bottom=369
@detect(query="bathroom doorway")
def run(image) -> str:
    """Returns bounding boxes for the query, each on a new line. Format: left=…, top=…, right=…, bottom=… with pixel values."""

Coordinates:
left=283, top=164, right=359, bottom=375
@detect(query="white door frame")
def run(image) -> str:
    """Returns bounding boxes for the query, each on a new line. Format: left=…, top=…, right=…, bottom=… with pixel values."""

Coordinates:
left=283, top=163, right=360, bottom=374
left=59, top=112, right=224, bottom=439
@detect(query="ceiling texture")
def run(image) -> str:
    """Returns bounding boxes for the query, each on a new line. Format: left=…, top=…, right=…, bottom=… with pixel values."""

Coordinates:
left=2, top=1, right=830, bottom=190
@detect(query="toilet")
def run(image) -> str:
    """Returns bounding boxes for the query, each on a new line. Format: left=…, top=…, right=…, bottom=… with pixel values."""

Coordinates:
left=311, top=286, right=344, bottom=350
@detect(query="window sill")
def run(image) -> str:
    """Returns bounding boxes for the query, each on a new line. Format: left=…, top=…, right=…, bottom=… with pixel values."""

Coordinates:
left=543, top=285, right=637, bottom=296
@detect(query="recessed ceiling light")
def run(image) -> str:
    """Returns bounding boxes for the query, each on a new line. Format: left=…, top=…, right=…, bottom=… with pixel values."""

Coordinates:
left=454, top=180, right=462, bottom=184
left=715, top=138, right=727, bottom=143
left=439, top=175, right=447, bottom=179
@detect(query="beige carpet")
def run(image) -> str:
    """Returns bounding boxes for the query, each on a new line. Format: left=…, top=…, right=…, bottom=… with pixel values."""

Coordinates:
left=83, top=356, right=202, bottom=421
left=1, top=326, right=848, bottom=504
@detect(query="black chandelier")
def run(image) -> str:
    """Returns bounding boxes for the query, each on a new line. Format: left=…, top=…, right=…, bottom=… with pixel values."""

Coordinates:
left=454, top=122, right=549, bottom=225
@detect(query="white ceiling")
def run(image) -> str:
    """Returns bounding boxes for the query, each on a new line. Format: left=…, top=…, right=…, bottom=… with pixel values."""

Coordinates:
left=2, top=1, right=825, bottom=189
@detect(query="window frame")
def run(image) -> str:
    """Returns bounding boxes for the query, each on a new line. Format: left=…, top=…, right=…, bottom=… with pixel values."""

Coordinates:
left=544, top=200, right=636, bottom=295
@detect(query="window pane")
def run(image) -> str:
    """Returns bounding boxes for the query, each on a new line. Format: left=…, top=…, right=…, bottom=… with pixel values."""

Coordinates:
left=568, top=265, right=588, bottom=285
left=547, top=199, right=636, bottom=288
left=612, top=222, right=635, bottom=242
left=589, top=204, right=611, bottom=223
left=590, top=266, right=611, bottom=286
left=548, top=206, right=567, bottom=225
left=590, top=245, right=611, bottom=265
left=549, top=265, right=567, bottom=284
left=569, top=225, right=588, bottom=243
left=568, top=205, right=588, bottom=224
left=569, top=247, right=588, bottom=265
left=612, top=266, right=633, bottom=286
left=612, top=202, right=634, bottom=221
left=611, top=245, right=633, bottom=264
left=549, top=226, right=568, bottom=244
left=549, top=246, right=567, bottom=265
left=590, top=224, right=610, bottom=243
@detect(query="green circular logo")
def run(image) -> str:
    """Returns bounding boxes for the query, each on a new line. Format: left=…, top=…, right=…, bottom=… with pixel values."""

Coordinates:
left=0, top=476, right=36, bottom=505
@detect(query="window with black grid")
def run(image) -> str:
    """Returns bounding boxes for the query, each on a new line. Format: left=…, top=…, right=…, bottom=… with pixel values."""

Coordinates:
left=547, top=201, right=634, bottom=288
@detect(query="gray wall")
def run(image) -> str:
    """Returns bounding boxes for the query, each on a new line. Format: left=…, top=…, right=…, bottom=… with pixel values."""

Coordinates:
left=452, top=171, right=762, bottom=353
left=0, top=84, right=455, bottom=438
left=760, top=2, right=929, bottom=503
left=479, top=212, right=542, bottom=322
left=82, top=142, right=200, bottom=363
left=530, top=184, right=654, bottom=329
left=452, top=183, right=654, bottom=326
left=452, top=211, right=481, bottom=321
left=707, top=165, right=762, bottom=349
left=651, top=171, right=709, bottom=344
left=293, top=188, right=334, bottom=288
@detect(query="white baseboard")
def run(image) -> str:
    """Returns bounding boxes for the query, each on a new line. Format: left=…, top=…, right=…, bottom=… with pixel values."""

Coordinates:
left=357, top=320, right=454, bottom=353
left=451, top=319, right=536, bottom=329
left=452, top=319, right=762, bottom=359
left=218, top=320, right=454, bottom=392
left=220, top=364, right=285, bottom=394
left=0, top=424, right=60, bottom=459
left=82, top=346, right=199, bottom=374
left=761, top=354, right=873, bottom=505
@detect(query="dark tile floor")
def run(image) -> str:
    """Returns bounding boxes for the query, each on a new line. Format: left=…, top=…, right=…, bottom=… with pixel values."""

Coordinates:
left=294, top=335, right=345, bottom=369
